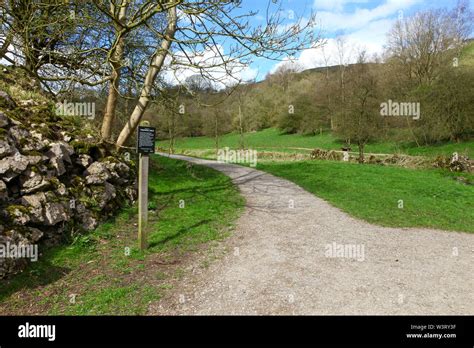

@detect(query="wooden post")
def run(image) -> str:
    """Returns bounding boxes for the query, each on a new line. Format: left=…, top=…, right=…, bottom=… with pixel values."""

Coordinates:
left=136, top=121, right=155, bottom=251
left=138, top=153, right=149, bottom=251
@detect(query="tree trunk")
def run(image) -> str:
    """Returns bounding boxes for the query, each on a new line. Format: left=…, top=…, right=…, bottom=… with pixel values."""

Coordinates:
left=358, top=143, right=365, bottom=163
left=101, top=1, right=128, bottom=141
left=115, top=6, right=177, bottom=149
left=101, top=57, right=122, bottom=140
left=215, top=115, right=219, bottom=155
left=405, top=115, right=421, bottom=147
left=239, top=104, right=244, bottom=149
left=168, top=112, right=175, bottom=154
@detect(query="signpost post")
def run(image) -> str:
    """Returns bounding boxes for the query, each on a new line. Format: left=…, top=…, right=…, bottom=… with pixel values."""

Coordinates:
left=137, top=121, right=156, bottom=251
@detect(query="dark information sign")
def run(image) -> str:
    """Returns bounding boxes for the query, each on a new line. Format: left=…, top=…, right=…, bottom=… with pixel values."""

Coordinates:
left=137, top=126, right=156, bottom=154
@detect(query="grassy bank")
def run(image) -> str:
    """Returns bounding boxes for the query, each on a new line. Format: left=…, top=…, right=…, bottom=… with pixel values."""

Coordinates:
left=157, top=128, right=474, bottom=158
left=0, top=155, right=244, bottom=315
left=257, top=160, right=474, bottom=233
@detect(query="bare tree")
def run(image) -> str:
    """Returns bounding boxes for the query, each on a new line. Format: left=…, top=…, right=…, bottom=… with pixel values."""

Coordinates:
left=334, top=35, right=352, bottom=134
left=114, top=0, right=319, bottom=149
left=233, top=82, right=256, bottom=149
left=335, top=51, right=381, bottom=162
left=184, top=74, right=214, bottom=93
left=386, top=2, right=472, bottom=86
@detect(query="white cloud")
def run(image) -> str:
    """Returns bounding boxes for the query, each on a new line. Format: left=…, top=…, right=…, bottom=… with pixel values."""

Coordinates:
left=269, top=0, right=423, bottom=73
left=162, top=44, right=258, bottom=90
left=314, top=0, right=369, bottom=12
left=315, top=0, right=422, bottom=32
left=270, top=17, right=394, bottom=72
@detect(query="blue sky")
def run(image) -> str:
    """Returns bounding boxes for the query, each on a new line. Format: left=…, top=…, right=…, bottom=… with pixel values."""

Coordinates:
left=237, top=0, right=473, bottom=80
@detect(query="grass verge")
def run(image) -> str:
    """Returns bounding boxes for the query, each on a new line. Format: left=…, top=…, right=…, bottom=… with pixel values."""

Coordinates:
left=257, top=160, right=474, bottom=233
left=0, top=155, right=244, bottom=315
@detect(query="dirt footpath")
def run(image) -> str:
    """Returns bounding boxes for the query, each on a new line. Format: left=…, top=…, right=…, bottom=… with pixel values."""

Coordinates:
left=149, top=154, right=473, bottom=315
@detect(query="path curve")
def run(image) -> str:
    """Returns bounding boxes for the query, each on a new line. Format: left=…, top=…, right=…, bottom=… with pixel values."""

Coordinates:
left=150, top=154, right=473, bottom=315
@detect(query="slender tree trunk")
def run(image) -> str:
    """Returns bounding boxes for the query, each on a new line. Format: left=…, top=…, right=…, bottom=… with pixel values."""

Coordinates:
left=215, top=115, right=219, bottom=155
left=405, top=116, right=421, bottom=147
left=358, top=142, right=365, bottom=163
left=101, top=52, right=122, bottom=140
left=115, top=6, right=177, bottom=149
left=168, top=112, right=175, bottom=154
left=239, top=104, right=244, bottom=149
left=101, top=1, right=128, bottom=141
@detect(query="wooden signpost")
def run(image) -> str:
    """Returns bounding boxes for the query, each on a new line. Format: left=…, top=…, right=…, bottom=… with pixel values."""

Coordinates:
left=137, top=121, right=156, bottom=251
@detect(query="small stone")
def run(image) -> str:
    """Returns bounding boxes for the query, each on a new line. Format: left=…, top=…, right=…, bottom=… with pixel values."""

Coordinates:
left=9, top=126, right=30, bottom=144
left=28, top=227, right=43, bottom=242
left=85, top=161, right=112, bottom=185
left=49, top=157, right=66, bottom=176
left=47, top=142, right=74, bottom=164
left=8, top=206, right=31, bottom=225
left=0, top=179, right=8, bottom=200
left=20, top=169, right=50, bottom=195
left=0, top=140, right=15, bottom=159
left=76, top=154, right=92, bottom=168
left=18, top=99, right=37, bottom=107
left=44, top=202, right=69, bottom=226
left=80, top=211, right=98, bottom=231
left=0, top=111, right=9, bottom=127
left=21, top=192, right=47, bottom=224
left=0, top=91, right=17, bottom=109
left=57, top=183, right=67, bottom=196
left=0, top=154, right=30, bottom=181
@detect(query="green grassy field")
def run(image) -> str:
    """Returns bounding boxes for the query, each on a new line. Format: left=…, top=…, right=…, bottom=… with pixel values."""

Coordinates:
left=158, top=128, right=474, bottom=158
left=158, top=43, right=474, bottom=159
left=0, top=155, right=244, bottom=315
left=257, top=160, right=474, bottom=233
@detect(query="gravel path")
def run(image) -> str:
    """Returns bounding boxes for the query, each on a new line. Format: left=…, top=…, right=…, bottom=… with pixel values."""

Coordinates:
left=150, top=154, right=473, bottom=315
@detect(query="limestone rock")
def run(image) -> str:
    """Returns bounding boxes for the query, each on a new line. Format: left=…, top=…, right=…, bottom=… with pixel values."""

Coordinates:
left=94, top=182, right=116, bottom=209
left=0, top=179, right=8, bottom=200
left=46, top=142, right=74, bottom=176
left=76, top=154, right=92, bottom=168
left=20, top=169, right=50, bottom=195
left=0, top=154, right=30, bottom=181
left=56, top=182, right=67, bottom=196
left=84, top=161, right=112, bottom=185
left=105, top=161, right=130, bottom=184
left=21, top=192, right=47, bottom=224
left=8, top=206, right=31, bottom=225
left=125, top=186, right=138, bottom=202
left=0, top=90, right=17, bottom=109
left=0, top=140, right=15, bottom=159
left=44, top=202, right=69, bottom=226
left=49, top=157, right=66, bottom=176
left=79, top=211, right=99, bottom=231
left=47, top=142, right=74, bottom=163
left=18, top=99, right=37, bottom=107
left=9, top=126, right=30, bottom=144
left=27, top=227, right=43, bottom=242
left=0, top=111, right=9, bottom=127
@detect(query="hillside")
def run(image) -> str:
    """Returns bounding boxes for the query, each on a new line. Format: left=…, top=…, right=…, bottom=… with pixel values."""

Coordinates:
left=460, top=39, right=474, bottom=66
